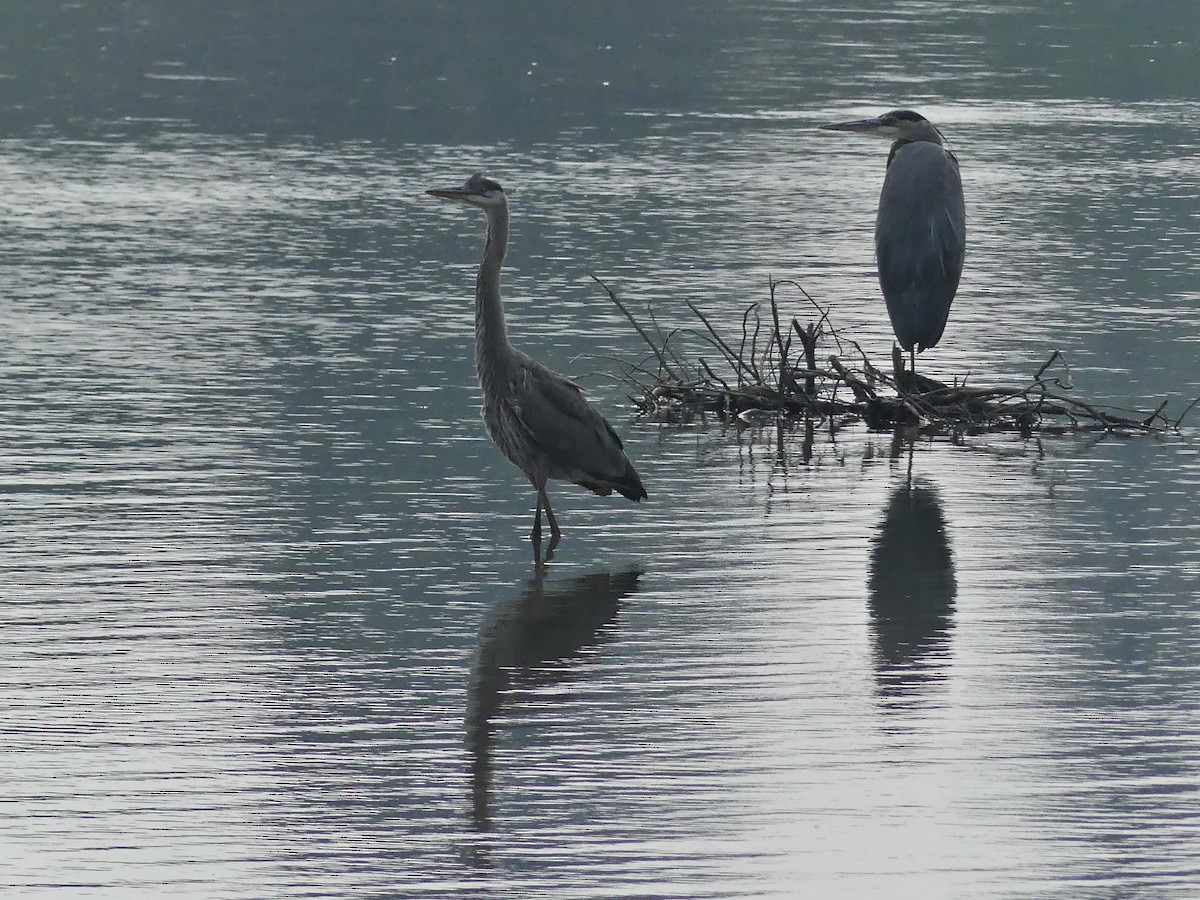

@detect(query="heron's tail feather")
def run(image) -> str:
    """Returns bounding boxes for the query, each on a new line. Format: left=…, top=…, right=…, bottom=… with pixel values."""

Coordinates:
left=613, top=461, right=647, bottom=503
left=575, top=460, right=647, bottom=503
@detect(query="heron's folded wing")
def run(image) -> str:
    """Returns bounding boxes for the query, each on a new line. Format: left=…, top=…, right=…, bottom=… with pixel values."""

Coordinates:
left=511, top=362, right=629, bottom=479
left=876, top=143, right=966, bottom=297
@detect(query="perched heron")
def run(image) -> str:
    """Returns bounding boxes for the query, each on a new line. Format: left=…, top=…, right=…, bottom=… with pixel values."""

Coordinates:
left=426, top=173, right=647, bottom=562
left=821, top=110, right=966, bottom=379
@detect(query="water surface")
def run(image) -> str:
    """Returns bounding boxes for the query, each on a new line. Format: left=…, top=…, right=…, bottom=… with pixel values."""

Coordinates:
left=1, top=3, right=1199, bottom=898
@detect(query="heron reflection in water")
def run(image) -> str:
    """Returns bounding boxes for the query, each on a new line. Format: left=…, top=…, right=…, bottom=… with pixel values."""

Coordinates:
left=867, top=477, right=957, bottom=703
left=821, top=110, right=967, bottom=384
left=465, top=569, right=642, bottom=832
left=427, top=174, right=647, bottom=564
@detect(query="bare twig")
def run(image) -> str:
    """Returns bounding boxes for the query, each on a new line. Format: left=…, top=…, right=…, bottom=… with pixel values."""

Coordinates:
left=688, top=300, right=759, bottom=384
left=591, top=274, right=678, bottom=379
left=768, top=277, right=793, bottom=395
left=1143, top=399, right=1169, bottom=428
left=1174, top=396, right=1200, bottom=429
left=699, top=358, right=732, bottom=395
left=605, top=277, right=1184, bottom=436
left=1033, top=350, right=1062, bottom=381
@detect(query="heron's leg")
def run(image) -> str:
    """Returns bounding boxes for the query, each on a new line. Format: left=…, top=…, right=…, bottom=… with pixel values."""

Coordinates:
left=539, top=484, right=562, bottom=558
left=529, top=476, right=544, bottom=561
left=909, top=346, right=917, bottom=384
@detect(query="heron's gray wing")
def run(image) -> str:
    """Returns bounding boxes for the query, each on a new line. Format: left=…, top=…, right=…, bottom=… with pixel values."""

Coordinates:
left=510, top=357, right=631, bottom=483
left=875, top=142, right=966, bottom=351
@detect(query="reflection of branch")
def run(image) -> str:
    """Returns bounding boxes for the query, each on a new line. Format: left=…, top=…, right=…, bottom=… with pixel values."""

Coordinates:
left=599, top=276, right=1194, bottom=436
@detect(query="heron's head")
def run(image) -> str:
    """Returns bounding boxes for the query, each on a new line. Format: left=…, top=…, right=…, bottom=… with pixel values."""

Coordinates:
left=426, top=172, right=507, bottom=210
left=820, top=109, right=945, bottom=146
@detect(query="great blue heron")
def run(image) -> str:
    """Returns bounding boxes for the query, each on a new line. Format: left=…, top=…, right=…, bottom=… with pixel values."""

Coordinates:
left=821, top=110, right=966, bottom=381
left=426, top=173, right=647, bottom=562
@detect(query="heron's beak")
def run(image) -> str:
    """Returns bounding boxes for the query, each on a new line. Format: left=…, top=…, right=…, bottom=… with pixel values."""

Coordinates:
left=426, top=187, right=478, bottom=203
left=819, top=116, right=886, bottom=134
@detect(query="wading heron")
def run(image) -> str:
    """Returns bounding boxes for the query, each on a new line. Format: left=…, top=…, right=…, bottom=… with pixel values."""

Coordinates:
left=821, top=110, right=966, bottom=380
left=426, top=173, right=647, bottom=562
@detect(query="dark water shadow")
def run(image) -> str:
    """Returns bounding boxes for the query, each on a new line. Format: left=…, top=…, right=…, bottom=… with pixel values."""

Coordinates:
left=465, top=568, right=642, bottom=833
left=867, top=477, right=957, bottom=705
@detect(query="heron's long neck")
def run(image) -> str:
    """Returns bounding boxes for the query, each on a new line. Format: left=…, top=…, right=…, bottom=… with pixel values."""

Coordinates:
left=474, top=205, right=511, bottom=381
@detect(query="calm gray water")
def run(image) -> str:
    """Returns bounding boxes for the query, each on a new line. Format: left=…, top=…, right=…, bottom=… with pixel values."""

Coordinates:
left=2, top=3, right=1199, bottom=898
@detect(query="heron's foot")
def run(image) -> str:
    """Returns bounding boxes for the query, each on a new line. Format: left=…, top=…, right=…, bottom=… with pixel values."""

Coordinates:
left=529, top=536, right=555, bottom=569
left=546, top=527, right=561, bottom=560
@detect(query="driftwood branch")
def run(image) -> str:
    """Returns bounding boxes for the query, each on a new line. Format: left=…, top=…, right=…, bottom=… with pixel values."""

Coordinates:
left=596, top=277, right=1196, bottom=436
left=590, top=275, right=679, bottom=381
